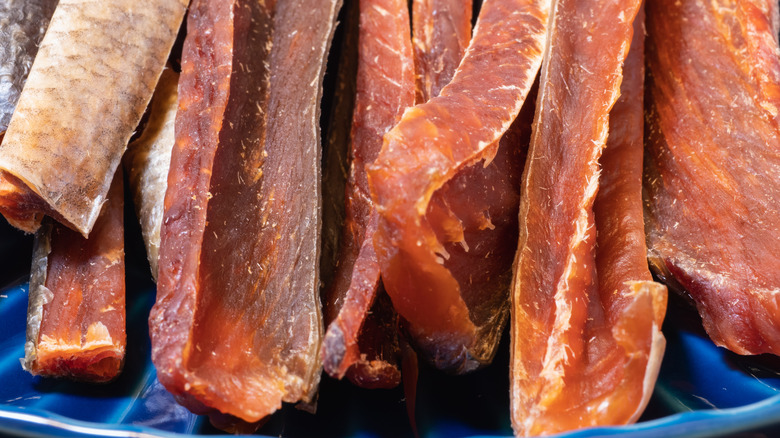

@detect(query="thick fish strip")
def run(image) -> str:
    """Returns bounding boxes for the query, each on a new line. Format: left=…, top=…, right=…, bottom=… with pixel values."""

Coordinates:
left=645, top=0, right=780, bottom=355
left=124, top=68, right=179, bottom=281
left=322, top=0, right=414, bottom=386
left=367, top=0, right=549, bottom=373
left=0, top=0, right=58, bottom=134
left=0, top=0, right=187, bottom=236
left=22, top=173, right=125, bottom=382
left=510, top=2, right=666, bottom=435
left=412, top=0, right=472, bottom=104
left=151, top=0, right=340, bottom=424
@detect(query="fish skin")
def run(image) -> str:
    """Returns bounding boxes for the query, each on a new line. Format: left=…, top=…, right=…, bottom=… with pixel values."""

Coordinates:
left=0, top=0, right=187, bottom=236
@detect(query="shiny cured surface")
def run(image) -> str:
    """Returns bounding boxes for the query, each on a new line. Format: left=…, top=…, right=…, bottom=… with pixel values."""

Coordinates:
left=23, top=175, right=125, bottom=382
left=0, top=0, right=58, bottom=133
left=645, top=0, right=780, bottom=356
left=125, top=68, right=179, bottom=281
left=322, top=0, right=414, bottom=385
left=0, top=0, right=187, bottom=236
left=412, top=0, right=472, bottom=104
left=367, top=0, right=549, bottom=373
left=510, top=1, right=666, bottom=435
left=152, top=0, right=340, bottom=424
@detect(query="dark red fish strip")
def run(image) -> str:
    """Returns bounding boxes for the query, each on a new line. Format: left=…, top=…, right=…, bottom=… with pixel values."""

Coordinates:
left=645, top=0, right=780, bottom=355
left=412, top=0, right=472, bottom=103
left=321, top=0, right=415, bottom=384
left=151, top=0, right=340, bottom=424
left=23, top=173, right=125, bottom=382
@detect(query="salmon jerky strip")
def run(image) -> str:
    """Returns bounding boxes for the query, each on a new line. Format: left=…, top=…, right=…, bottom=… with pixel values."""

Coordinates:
left=0, top=0, right=187, bottom=236
left=412, top=0, right=472, bottom=104
left=645, top=0, right=780, bottom=355
left=510, top=1, right=666, bottom=435
left=322, top=0, right=415, bottom=387
left=124, top=68, right=179, bottom=281
left=0, top=0, right=58, bottom=133
left=367, top=0, right=549, bottom=373
left=151, top=0, right=340, bottom=424
left=22, top=173, right=125, bottom=382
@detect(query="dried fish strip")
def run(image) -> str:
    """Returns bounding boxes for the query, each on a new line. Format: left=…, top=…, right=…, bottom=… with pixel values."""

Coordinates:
left=0, top=0, right=58, bottom=133
left=644, top=0, right=780, bottom=355
left=151, top=0, right=340, bottom=424
left=367, top=0, right=550, bottom=373
left=0, top=0, right=187, bottom=236
left=22, top=173, right=125, bottom=382
left=412, top=0, right=472, bottom=103
left=322, top=0, right=415, bottom=387
left=510, top=1, right=665, bottom=435
left=124, top=68, right=179, bottom=281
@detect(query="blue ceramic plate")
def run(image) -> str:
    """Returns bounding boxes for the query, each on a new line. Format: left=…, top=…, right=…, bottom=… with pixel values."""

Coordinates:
left=1, top=210, right=780, bottom=438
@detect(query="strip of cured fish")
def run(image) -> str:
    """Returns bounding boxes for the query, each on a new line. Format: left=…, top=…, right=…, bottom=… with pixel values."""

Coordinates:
left=322, top=0, right=415, bottom=388
left=124, top=68, right=179, bottom=281
left=510, top=2, right=666, bottom=435
left=0, top=0, right=187, bottom=236
left=151, top=0, right=340, bottom=424
left=0, top=0, right=58, bottom=134
left=644, top=0, right=780, bottom=355
left=22, top=173, right=125, bottom=382
left=367, top=0, right=549, bottom=373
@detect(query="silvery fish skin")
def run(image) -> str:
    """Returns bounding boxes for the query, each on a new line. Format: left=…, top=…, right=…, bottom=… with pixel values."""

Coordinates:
left=0, top=0, right=187, bottom=236
left=0, top=0, right=58, bottom=133
left=124, top=68, right=178, bottom=281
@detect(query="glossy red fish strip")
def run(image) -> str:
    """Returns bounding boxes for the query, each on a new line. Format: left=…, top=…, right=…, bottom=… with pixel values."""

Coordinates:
left=645, top=0, right=780, bottom=355
left=152, top=0, right=339, bottom=425
left=322, top=0, right=415, bottom=385
left=510, top=1, right=667, bottom=434
left=412, top=0, right=472, bottom=103
left=23, top=174, right=125, bottom=382
left=367, top=0, right=549, bottom=373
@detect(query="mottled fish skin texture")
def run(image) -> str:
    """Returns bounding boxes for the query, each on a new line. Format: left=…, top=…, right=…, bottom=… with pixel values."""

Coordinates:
left=367, top=0, right=550, bottom=374
left=0, top=0, right=58, bottom=133
left=151, top=0, right=341, bottom=427
left=321, top=0, right=414, bottom=387
left=124, top=68, right=179, bottom=282
left=645, top=0, right=780, bottom=355
left=510, top=1, right=666, bottom=435
left=23, top=173, right=125, bottom=383
left=0, top=0, right=187, bottom=236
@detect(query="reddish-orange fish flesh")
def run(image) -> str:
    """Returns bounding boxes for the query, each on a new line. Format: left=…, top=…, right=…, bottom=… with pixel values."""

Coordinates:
left=322, top=0, right=415, bottom=387
left=644, top=0, right=780, bottom=355
left=367, top=0, right=549, bottom=373
left=151, top=0, right=340, bottom=426
left=412, top=0, right=473, bottom=104
left=510, top=2, right=666, bottom=435
left=22, top=173, right=125, bottom=382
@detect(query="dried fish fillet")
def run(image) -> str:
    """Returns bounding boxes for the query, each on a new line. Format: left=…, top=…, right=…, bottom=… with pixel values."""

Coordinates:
left=510, top=2, right=665, bottom=435
left=0, top=0, right=58, bottom=133
left=22, top=173, right=125, bottom=382
left=645, top=0, right=780, bottom=355
left=322, top=0, right=415, bottom=387
left=367, top=0, right=549, bottom=373
left=412, top=0, right=472, bottom=103
left=124, top=68, right=179, bottom=281
left=0, top=0, right=187, bottom=236
left=151, top=0, right=340, bottom=424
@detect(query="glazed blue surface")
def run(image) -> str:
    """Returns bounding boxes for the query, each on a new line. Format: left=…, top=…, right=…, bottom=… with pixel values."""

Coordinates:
left=1, top=216, right=779, bottom=437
